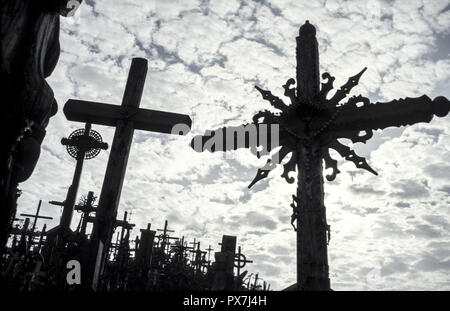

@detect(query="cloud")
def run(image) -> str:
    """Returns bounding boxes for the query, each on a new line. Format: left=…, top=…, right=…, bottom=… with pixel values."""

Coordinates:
left=391, top=180, right=430, bottom=199
left=244, top=211, right=278, bottom=230
left=424, top=164, right=450, bottom=179
left=395, top=202, right=411, bottom=209
left=415, top=256, right=450, bottom=272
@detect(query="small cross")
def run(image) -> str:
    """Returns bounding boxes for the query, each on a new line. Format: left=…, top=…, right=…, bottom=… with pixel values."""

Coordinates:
left=234, top=245, right=253, bottom=289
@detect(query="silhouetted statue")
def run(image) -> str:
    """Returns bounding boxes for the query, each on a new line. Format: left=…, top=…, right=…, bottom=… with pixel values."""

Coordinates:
left=0, top=0, right=82, bottom=255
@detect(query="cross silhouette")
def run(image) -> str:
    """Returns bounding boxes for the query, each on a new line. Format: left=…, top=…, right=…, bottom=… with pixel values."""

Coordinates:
left=191, top=21, right=450, bottom=290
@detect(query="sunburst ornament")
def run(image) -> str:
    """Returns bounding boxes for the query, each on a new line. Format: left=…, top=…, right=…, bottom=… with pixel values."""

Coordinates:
left=247, top=66, right=379, bottom=188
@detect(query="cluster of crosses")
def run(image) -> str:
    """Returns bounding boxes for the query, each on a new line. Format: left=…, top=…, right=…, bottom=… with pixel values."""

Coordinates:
left=3, top=199, right=263, bottom=290
left=0, top=59, right=265, bottom=291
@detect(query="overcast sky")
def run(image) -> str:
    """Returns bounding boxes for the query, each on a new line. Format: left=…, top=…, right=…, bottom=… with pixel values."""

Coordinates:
left=18, top=0, right=450, bottom=290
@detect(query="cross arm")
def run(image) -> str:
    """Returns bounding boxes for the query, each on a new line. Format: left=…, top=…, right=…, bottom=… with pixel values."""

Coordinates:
left=19, top=213, right=53, bottom=220
left=48, top=200, right=65, bottom=206
left=115, top=219, right=135, bottom=229
left=329, top=95, right=449, bottom=134
left=64, top=100, right=192, bottom=135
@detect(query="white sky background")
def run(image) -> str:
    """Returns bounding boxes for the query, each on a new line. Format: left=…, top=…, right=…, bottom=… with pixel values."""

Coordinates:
left=18, top=0, right=450, bottom=290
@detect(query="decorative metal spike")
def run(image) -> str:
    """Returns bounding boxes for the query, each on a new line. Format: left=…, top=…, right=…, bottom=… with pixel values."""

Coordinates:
left=248, top=167, right=270, bottom=188
left=255, top=85, right=289, bottom=112
left=329, top=140, right=378, bottom=175
left=248, top=147, right=291, bottom=188
left=328, top=67, right=367, bottom=106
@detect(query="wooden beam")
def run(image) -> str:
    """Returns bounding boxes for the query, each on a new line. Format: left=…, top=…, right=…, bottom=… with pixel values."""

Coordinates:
left=64, top=99, right=192, bottom=134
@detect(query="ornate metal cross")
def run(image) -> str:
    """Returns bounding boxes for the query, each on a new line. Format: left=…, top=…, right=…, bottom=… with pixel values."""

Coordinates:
left=74, top=191, right=97, bottom=235
left=191, top=21, right=450, bottom=290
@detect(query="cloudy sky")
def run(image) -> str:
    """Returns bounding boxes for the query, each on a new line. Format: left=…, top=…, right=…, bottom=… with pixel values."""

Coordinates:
left=18, top=0, right=450, bottom=290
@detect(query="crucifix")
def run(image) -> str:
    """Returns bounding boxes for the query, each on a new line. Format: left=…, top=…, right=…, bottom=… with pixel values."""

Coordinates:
left=63, top=57, right=192, bottom=289
left=74, top=191, right=97, bottom=236
left=157, top=220, right=178, bottom=255
left=191, top=21, right=450, bottom=290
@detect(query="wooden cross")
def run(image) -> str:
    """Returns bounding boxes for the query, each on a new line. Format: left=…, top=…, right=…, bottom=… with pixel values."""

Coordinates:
left=115, top=211, right=135, bottom=231
left=234, top=245, right=253, bottom=286
left=157, top=220, right=176, bottom=253
left=171, top=236, right=191, bottom=262
left=63, top=58, right=192, bottom=289
left=77, top=206, right=135, bottom=234
left=191, top=21, right=450, bottom=290
left=58, top=123, right=108, bottom=233
left=20, top=200, right=52, bottom=248
left=74, top=191, right=97, bottom=235
left=189, top=241, right=206, bottom=272
left=187, top=238, right=201, bottom=262
left=19, top=200, right=53, bottom=234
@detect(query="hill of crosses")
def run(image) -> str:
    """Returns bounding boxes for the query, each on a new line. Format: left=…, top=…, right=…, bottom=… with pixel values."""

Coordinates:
left=0, top=0, right=449, bottom=292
